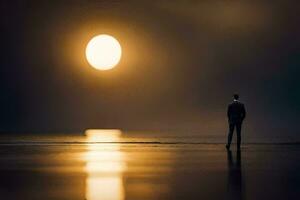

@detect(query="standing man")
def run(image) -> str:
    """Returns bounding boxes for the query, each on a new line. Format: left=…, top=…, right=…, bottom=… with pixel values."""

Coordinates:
left=226, top=94, right=246, bottom=150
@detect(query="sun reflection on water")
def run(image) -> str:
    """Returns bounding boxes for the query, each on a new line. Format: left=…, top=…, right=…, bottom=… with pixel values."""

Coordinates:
left=84, top=129, right=126, bottom=200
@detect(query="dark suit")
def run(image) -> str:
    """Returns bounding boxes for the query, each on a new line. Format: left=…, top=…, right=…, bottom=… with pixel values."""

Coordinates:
left=227, top=101, right=246, bottom=149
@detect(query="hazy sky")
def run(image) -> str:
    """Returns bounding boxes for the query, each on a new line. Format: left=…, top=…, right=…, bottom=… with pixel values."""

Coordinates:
left=1, top=1, right=299, bottom=138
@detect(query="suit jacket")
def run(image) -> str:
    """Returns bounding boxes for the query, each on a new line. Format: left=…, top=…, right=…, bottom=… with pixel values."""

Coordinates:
left=227, top=101, right=246, bottom=124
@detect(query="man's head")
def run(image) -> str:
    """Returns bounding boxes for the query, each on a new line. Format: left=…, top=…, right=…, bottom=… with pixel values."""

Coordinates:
left=233, top=94, right=239, bottom=100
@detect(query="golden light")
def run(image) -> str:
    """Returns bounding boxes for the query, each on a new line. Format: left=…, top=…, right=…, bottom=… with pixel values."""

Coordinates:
left=85, top=34, right=122, bottom=70
left=84, top=129, right=126, bottom=200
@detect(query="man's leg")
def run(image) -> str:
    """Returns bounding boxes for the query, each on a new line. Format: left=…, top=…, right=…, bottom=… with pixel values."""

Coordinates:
left=236, top=123, right=242, bottom=150
left=227, top=123, right=235, bottom=149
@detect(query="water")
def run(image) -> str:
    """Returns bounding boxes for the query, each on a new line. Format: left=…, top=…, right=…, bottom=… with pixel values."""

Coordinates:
left=0, top=130, right=299, bottom=200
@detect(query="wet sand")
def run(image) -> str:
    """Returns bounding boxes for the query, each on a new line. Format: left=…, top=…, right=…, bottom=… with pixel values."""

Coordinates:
left=0, top=132, right=299, bottom=200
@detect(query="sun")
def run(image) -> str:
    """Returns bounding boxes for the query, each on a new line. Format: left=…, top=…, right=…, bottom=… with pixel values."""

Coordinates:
left=85, top=34, right=122, bottom=70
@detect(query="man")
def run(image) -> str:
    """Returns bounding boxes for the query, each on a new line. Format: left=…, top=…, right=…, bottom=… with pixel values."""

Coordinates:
left=226, top=94, right=246, bottom=150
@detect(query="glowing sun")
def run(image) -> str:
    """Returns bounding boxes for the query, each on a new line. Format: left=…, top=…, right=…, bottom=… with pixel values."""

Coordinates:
left=86, top=34, right=122, bottom=70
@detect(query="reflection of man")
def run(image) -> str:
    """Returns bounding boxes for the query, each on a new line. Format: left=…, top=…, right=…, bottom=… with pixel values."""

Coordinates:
left=227, top=150, right=242, bottom=200
left=226, top=94, right=246, bottom=150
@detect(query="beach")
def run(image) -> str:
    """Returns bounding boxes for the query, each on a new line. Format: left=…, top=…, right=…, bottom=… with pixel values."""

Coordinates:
left=0, top=131, right=299, bottom=200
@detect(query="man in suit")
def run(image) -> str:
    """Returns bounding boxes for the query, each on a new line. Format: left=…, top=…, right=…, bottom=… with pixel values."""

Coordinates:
left=226, top=94, right=246, bottom=150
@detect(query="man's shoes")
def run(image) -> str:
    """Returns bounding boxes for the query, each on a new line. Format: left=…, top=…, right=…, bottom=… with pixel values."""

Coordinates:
left=226, top=144, right=230, bottom=150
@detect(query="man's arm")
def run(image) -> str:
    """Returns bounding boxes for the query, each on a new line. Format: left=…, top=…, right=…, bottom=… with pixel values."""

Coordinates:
left=227, top=105, right=231, bottom=119
left=241, top=104, right=246, bottom=120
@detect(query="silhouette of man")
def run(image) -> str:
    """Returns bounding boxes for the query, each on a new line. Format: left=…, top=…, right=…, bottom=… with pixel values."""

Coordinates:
left=226, top=94, right=246, bottom=150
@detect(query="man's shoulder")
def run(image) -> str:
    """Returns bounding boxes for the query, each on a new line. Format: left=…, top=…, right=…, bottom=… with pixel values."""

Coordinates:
left=229, top=101, right=244, bottom=106
left=237, top=102, right=245, bottom=109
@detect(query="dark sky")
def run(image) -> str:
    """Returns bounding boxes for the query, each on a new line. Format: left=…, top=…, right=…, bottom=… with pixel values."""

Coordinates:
left=1, top=0, right=300, bottom=138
